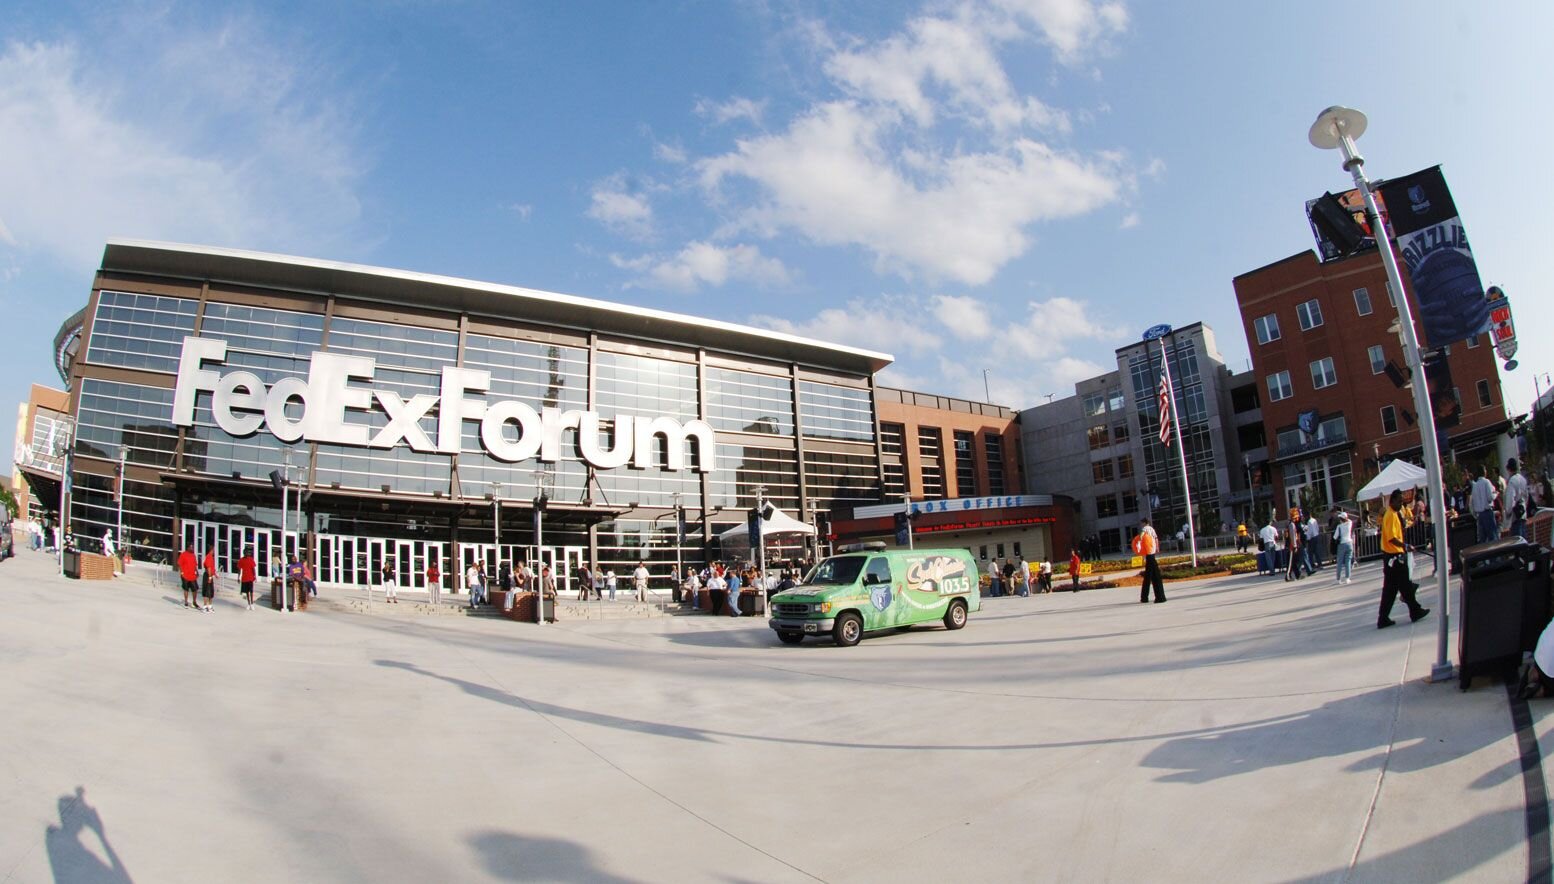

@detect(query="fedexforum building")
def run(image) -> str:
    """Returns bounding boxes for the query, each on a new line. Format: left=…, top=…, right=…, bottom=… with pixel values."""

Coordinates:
left=43, top=241, right=1051, bottom=593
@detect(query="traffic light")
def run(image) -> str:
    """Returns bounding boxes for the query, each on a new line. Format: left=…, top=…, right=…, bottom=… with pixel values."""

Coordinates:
left=268, top=470, right=286, bottom=493
left=1308, top=191, right=1370, bottom=258
left=893, top=511, right=910, bottom=547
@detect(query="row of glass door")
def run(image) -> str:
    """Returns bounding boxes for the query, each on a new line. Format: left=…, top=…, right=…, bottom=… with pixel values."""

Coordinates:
left=178, top=519, right=584, bottom=594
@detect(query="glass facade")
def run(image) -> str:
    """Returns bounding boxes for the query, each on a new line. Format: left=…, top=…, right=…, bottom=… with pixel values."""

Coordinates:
left=65, top=281, right=881, bottom=587
left=1127, top=338, right=1220, bottom=534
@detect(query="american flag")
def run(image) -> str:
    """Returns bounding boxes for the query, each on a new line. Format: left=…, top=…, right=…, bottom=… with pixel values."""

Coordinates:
left=1157, top=374, right=1173, bottom=446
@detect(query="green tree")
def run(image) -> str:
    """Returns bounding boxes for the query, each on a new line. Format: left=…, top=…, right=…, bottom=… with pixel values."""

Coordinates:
left=0, top=484, right=16, bottom=519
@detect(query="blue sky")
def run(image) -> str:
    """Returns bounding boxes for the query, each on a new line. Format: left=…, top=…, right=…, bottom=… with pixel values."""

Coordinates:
left=1, top=0, right=1549, bottom=474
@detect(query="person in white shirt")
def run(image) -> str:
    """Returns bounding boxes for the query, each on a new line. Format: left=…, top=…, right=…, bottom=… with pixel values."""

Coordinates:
left=1258, top=519, right=1280, bottom=575
left=1332, top=510, right=1355, bottom=584
left=1304, top=516, right=1323, bottom=569
left=1505, top=458, right=1531, bottom=541
left=1470, top=464, right=1499, bottom=544
left=632, top=562, right=650, bottom=601
left=606, top=569, right=618, bottom=600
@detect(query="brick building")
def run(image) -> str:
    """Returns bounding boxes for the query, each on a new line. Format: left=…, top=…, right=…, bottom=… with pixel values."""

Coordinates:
left=1233, top=248, right=1511, bottom=513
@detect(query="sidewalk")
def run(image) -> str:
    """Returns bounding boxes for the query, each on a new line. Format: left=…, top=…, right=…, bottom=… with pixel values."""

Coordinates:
left=1, top=546, right=1547, bottom=882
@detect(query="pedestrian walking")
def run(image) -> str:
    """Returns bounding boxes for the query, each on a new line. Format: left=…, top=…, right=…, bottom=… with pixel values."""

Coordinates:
left=1284, top=510, right=1309, bottom=581
left=427, top=559, right=442, bottom=605
left=1378, top=489, right=1429, bottom=629
left=1505, top=458, right=1530, bottom=541
left=725, top=567, right=741, bottom=616
left=986, top=558, right=1002, bottom=597
left=179, top=545, right=199, bottom=609
left=1015, top=556, right=1030, bottom=597
left=1137, top=518, right=1166, bottom=603
left=466, top=561, right=483, bottom=608
left=1040, top=559, right=1052, bottom=592
left=577, top=563, right=592, bottom=601
left=1332, top=511, right=1355, bottom=585
left=1470, top=464, right=1499, bottom=545
left=200, top=547, right=217, bottom=612
left=381, top=555, right=399, bottom=604
left=633, top=561, right=650, bottom=602
left=238, top=546, right=257, bottom=610
left=1069, top=548, right=1082, bottom=591
left=607, top=568, right=618, bottom=601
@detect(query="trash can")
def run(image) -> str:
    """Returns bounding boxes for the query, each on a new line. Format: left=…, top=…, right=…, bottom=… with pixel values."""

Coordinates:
left=1447, top=516, right=1479, bottom=575
left=1458, top=537, right=1552, bottom=689
left=739, top=590, right=764, bottom=616
left=62, top=548, right=81, bottom=579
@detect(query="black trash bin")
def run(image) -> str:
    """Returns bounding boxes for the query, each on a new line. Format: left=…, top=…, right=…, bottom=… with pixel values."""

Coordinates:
left=1447, top=516, right=1479, bottom=575
left=62, top=548, right=80, bottom=579
left=1458, top=537, right=1552, bottom=689
left=739, top=591, right=765, bottom=616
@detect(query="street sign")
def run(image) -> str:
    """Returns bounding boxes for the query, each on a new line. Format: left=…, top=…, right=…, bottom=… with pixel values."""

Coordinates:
left=1485, top=286, right=1518, bottom=369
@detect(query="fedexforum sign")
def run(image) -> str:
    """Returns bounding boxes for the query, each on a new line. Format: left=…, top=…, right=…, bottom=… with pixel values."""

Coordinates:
left=171, top=337, right=714, bottom=471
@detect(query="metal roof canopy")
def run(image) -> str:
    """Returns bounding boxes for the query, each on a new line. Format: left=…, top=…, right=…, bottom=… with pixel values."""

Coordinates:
left=98, top=240, right=894, bottom=376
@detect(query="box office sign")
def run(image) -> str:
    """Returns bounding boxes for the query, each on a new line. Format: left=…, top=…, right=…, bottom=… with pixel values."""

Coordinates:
left=171, top=337, right=715, bottom=472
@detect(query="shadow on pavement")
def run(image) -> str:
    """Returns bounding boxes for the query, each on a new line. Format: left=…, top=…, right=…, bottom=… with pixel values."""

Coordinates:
left=1279, top=807, right=1526, bottom=883
left=468, top=829, right=634, bottom=883
left=1141, top=686, right=1505, bottom=785
left=45, top=786, right=132, bottom=883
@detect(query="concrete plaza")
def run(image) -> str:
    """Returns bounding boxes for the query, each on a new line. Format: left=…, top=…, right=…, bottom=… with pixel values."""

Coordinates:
left=0, top=547, right=1548, bottom=882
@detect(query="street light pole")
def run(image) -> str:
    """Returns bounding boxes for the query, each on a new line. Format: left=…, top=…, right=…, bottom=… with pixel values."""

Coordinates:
left=116, top=444, right=129, bottom=563
left=1310, top=105, right=1454, bottom=683
left=532, top=468, right=552, bottom=626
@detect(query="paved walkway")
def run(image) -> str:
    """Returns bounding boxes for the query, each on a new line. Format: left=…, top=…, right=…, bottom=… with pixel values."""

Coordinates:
left=0, top=548, right=1547, bottom=882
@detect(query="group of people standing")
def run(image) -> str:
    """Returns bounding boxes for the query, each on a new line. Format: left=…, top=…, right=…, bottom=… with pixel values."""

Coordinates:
left=1459, top=457, right=1537, bottom=545
left=983, top=556, right=1055, bottom=596
left=575, top=561, right=650, bottom=602
left=175, top=546, right=312, bottom=612
left=1252, top=508, right=1351, bottom=583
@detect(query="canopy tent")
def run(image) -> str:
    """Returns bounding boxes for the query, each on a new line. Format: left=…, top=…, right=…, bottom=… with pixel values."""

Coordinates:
left=1357, top=459, right=1428, bottom=502
left=717, top=506, right=816, bottom=544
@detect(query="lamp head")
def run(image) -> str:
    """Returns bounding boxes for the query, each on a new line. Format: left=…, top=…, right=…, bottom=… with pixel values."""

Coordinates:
left=1309, top=106, right=1368, bottom=150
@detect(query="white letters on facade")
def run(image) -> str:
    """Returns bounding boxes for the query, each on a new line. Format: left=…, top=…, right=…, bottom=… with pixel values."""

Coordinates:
left=172, top=336, right=714, bottom=472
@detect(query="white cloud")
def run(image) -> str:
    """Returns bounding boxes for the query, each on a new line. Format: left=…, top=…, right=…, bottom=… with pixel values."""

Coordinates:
left=654, top=141, right=688, bottom=164
left=1022, top=295, right=1119, bottom=343
left=587, top=172, right=657, bottom=240
left=694, top=96, right=767, bottom=126
left=614, top=241, right=791, bottom=293
left=505, top=203, right=533, bottom=220
left=750, top=295, right=942, bottom=357
left=990, top=0, right=1130, bottom=63
left=931, top=293, right=993, bottom=340
left=1120, top=211, right=1139, bottom=229
left=0, top=24, right=369, bottom=271
left=699, top=101, right=1122, bottom=285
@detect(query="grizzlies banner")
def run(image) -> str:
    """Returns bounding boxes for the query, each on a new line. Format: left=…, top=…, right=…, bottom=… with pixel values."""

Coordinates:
left=1377, top=167, right=1491, bottom=348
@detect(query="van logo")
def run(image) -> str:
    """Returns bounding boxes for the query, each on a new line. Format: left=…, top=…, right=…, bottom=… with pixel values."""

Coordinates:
left=870, top=583, right=892, bottom=611
left=906, top=556, right=969, bottom=595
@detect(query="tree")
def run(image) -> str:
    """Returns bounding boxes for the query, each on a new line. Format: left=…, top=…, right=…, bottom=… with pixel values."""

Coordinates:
left=0, top=485, right=16, bottom=519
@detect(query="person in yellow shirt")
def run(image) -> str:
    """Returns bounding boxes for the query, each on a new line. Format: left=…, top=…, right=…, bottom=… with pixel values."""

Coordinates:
left=1236, top=521, right=1249, bottom=553
left=1378, top=489, right=1428, bottom=629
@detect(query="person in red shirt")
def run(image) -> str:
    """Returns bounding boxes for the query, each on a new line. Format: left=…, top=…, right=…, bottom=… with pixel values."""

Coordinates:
left=237, top=546, right=258, bottom=611
left=1069, top=548, right=1082, bottom=591
left=178, top=546, right=199, bottom=609
left=200, top=548, right=217, bottom=612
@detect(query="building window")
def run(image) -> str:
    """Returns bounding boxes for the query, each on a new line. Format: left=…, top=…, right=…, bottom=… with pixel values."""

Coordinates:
left=1465, top=334, right=1480, bottom=349
left=1117, top=453, right=1134, bottom=479
left=1380, top=405, right=1398, bottom=435
left=881, top=422, right=907, bottom=498
left=1353, top=287, right=1373, bottom=316
left=1107, top=388, right=1125, bottom=412
left=954, top=430, right=977, bottom=497
left=1477, top=379, right=1493, bottom=408
left=1310, top=357, right=1337, bottom=390
left=1297, top=299, right=1324, bottom=331
left=917, top=427, right=944, bottom=499
left=1254, top=314, right=1281, bottom=345
left=1082, top=392, right=1106, bottom=417
left=1113, top=421, right=1130, bottom=443
left=1121, top=492, right=1138, bottom=514
left=1096, top=495, right=1119, bottom=518
left=984, top=434, right=1006, bottom=495
left=1267, top=370, right=1293, bottom=402
left=1368, top=345, right=1386, bottom=375
left=1093, top=460, right=1115, bottom=484
left=1087, top=424, right=1110, bottom=450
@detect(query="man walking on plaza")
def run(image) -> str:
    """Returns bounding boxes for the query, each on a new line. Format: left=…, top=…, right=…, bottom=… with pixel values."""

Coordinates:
left=1332, top=511, right=1355, bottom=585
left=1505, top=458, right=1530, bottom=541
left=1379, top=489, right=1429, bottom=629
left=633, top=560, right=650, bottom=602
left=179, top=545, right=199, bottom=609
left=1138, top=518, right=1165, bottom=603
left=1471, top=464, right=1499, bottom=545
left=200, top=547, right=217, bottom=612
left=238, top=546, right=257, bottom=610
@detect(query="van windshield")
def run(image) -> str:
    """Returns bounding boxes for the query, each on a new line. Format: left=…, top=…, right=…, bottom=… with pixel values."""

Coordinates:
left=804, top=556, right=866, bottom=586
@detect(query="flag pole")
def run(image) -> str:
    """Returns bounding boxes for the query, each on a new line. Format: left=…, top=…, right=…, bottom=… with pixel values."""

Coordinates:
left=1159, top=339, right=1199, bottom=567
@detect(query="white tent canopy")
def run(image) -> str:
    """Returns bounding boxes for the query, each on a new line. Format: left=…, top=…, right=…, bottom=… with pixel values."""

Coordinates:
left=1357, top=459, right=1428, bottom=502
left=717, top=507, right=816, bottom=544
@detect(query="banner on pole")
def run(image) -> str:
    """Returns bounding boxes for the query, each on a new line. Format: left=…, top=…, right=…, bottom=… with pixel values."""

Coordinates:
left=1377, top=166, right=1491, bottom=348
left=1157, top=375, right=1173, bottom=445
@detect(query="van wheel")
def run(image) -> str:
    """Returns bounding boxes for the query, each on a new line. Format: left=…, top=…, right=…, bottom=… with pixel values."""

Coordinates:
left=943, top=600, right=968, bottom=630
left=777, top=631, right=804, bottom=645
left=834, top=612, right=863, bottom=647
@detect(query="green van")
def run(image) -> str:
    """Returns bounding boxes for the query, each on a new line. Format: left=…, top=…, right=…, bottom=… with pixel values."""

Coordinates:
left=768, top=546, right=981, bottom=646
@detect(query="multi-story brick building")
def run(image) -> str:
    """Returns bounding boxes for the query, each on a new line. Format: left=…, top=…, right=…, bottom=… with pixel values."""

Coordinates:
left=1233, top=248, right=1511, bottom=512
